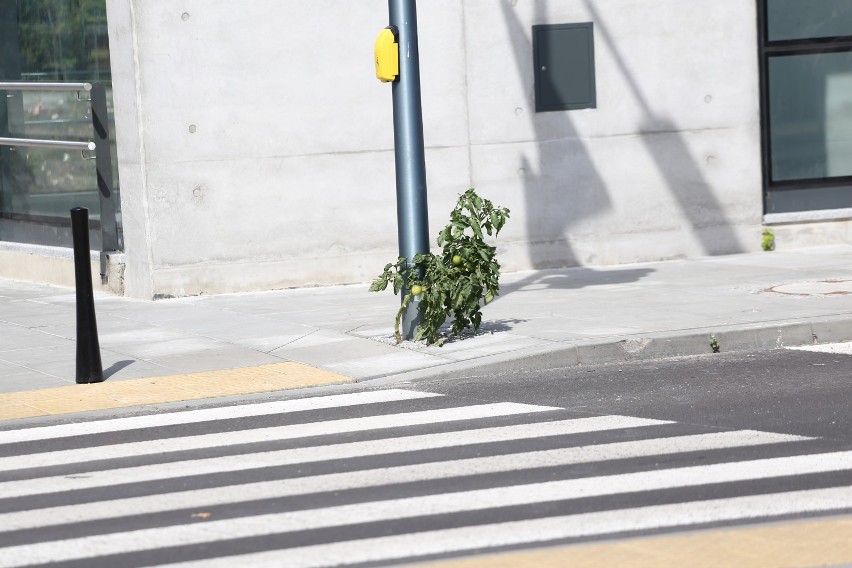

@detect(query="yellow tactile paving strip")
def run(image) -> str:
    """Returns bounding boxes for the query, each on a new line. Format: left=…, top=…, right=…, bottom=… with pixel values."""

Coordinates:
left=412, top=516, right=852, bottom=568
left=0, top=362, right=353, bottom=421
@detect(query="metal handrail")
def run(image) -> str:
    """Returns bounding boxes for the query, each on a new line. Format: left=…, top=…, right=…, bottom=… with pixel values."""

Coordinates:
left=0, top=82, right=96, bottom=151
left=0, top=81, right=118, bottom=281
left=0, top=137, right=95, bottom=151
left=0, top=81, right=92, bottom=92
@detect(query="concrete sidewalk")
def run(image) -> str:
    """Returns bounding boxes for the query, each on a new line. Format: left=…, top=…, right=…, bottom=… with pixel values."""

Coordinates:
left=2, top=245, right=852, bottom=395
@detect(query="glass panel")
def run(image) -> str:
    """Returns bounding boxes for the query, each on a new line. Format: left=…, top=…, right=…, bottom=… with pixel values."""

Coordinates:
left=768, top=51, right=852, bottom=181
left=3, top=93, right=97, bottom=217
left=766, top=185, right=852, bottom=213
left=0, top=0, right=120, bottom=249
left=768, top=0, right=852, bottom=41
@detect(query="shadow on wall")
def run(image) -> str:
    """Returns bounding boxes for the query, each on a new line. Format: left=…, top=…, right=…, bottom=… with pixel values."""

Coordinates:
left=496, top=0, right=745, bottom=295
left=498, top=0, right=612, bottom=292
left=581, top=0, right=745, bottom=255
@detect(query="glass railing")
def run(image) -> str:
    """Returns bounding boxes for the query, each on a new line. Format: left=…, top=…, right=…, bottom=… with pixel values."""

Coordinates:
left=1, top=0, right=120, bottom=249
left=0, top=81, right=121, bottom=265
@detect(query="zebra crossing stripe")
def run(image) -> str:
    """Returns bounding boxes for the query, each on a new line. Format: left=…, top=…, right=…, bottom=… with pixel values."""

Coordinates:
left=0, top=402, right=559, bottom=472
left=0, top=431, right=824, bottom=533
left=0, top=389, right=442, bottom=445
left=153, top=486, right=852, bottom=568
left=0, top=431, right=812, bottom=532
left=0, top=415, right=671, bottom=499
left=2, top=478, right=851, bottom=567
left=788, top=343, right=852, bottom=354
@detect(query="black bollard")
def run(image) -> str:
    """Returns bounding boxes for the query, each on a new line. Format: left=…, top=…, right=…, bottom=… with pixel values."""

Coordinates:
left=71, top=207, right=104, bottom=384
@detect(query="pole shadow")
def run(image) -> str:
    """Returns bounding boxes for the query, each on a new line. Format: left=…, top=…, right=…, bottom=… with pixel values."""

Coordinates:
left=581, top=0, right=746, bottom=254
left=490, top=0, right=748, bottom=307
left=500, top=266, right=655, bottom=294
left=496, top=0, right=615, bottom=295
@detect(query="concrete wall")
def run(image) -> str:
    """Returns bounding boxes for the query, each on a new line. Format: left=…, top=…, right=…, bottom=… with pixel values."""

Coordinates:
left=105, top=0, right=764, bottom=299
left=0, top=243, right=124, bottom=293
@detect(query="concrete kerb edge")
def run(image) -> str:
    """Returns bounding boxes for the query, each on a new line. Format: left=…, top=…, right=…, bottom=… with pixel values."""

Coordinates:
left=362, top=315, right=852, bottom=383
left=353, top=343, right=577, bottom=385
left=566, top=317, right=852, bottom=364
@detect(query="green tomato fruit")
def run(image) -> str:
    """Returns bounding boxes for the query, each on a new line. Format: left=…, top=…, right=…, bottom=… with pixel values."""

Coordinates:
left=452, top=255, right=463, bottom=266
left=411, top=285, right=424, bottom=296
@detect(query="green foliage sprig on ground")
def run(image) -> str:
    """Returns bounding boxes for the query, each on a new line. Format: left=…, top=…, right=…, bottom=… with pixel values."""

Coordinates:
left=371, top=188, right=510, bottom=345
left=762, top=228, right=775, bottom=252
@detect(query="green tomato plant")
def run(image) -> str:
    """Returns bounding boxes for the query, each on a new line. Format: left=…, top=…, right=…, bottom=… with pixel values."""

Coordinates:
left=370, top=188, right=511, bottom=344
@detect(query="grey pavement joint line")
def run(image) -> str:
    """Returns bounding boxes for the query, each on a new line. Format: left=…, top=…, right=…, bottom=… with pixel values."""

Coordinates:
left=98, top=312, right=296, bottom=362
left=262, top=328, right=320, bottom=354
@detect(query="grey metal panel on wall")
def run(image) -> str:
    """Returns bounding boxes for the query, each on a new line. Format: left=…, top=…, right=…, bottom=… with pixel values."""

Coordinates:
left=533, top=22, right=596, bottom=112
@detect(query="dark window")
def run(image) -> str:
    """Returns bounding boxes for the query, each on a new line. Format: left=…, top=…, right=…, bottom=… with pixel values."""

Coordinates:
left=767, top=0, right=852, bottom=41
left=533, top=23, right=596, bottom=112
left=759, top=0, right=852, bottom=214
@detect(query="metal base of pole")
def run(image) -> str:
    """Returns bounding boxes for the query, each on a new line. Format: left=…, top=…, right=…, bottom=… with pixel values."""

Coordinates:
left=400, top=295, right=424, bottom=341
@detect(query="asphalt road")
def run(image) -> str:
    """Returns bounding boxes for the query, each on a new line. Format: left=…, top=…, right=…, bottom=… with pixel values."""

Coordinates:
left=0, top=347, right=849, bottom=567
left=409, top=347, right=852, bottom=442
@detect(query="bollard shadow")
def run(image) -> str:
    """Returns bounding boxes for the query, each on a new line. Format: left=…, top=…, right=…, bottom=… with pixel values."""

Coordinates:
left=103, top=359, right=135, bottom=380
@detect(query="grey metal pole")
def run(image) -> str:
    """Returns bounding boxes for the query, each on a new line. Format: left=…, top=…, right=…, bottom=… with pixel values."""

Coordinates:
left=90, top=83, right=118, bottom=282
left=389, top=0, right=430, bottom=340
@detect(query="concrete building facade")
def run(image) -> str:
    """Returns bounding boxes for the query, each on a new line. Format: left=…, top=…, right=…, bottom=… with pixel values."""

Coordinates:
left=2, top=1, right=851, bottom=298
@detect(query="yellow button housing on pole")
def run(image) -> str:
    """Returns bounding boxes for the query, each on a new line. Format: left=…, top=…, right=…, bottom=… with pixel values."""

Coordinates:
left=375, top=27, right=399, bottom=83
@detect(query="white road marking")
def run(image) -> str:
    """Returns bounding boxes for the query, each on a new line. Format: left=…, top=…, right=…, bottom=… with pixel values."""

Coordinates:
left=788, top=342, right=852, bottom=355
left=2, top=476, right=850, bottom=567
left=157, top=486, right=852, bottom=568
left=0, top=415, right=671, bottom=499
left=0, top=403, right=558, bottom=472
left=0, top=390, right=443, bottom=445
left=0, top=430, right=804, bottom=520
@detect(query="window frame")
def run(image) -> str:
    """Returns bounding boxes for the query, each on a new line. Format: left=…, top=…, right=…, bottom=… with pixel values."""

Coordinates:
left=758, top=1, right=852, bottom=213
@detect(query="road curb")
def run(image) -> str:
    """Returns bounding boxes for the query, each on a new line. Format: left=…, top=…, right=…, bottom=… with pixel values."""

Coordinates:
left=368, top=315, right=852, bottom=383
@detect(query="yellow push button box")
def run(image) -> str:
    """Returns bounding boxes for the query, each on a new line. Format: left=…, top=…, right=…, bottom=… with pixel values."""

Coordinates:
left=375, top=27, right=399, bottom=83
